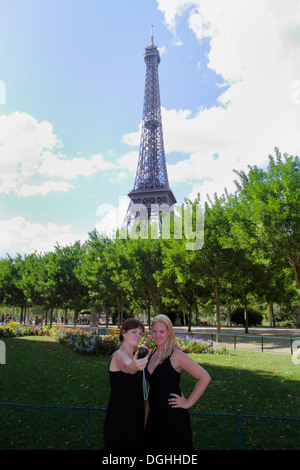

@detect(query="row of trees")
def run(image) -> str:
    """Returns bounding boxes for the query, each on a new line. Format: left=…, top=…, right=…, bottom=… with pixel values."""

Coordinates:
left=0, top=149, right=299, bottom=332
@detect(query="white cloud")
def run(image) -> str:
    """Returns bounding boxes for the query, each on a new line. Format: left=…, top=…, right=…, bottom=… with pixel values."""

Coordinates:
left=116, top=151, right=138, bottom=174
left=0, top=216, right=88, bottom=257
left=151, top=0, right=300, bottom=201
left=0, top=111, right=61, bottom=194
left=156, top=0, right=195, bottom=35
left=95, top=196, right=128, bottom=238
left=38, top=152, right=118, bottom=179
left=108, top=172, right=129, bottom=183
left=0, top=111, right=121, bottom=196
left=15, top=181, right=74, bottom=198
left=122, top=126, right=141, bottom=147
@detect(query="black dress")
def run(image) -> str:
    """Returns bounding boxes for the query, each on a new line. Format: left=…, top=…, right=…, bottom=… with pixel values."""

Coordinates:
left=145, top=350, right=193, bottom=452
left=103, top=363, right=145, bottom=451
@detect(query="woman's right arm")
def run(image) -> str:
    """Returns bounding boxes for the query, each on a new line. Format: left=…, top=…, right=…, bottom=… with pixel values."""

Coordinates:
left=116, top=350, right=148, bottom=374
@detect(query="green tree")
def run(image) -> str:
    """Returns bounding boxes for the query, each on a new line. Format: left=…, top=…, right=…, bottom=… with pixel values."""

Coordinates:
left=233, top=149, right=300, bottom=308
left=194, top=194, right=236, bottom=334
left=2, top=255, right=31, bottom=321
left=162, top=237, right=201, bottom=331
left=33, top=251, right=62, bottom=325
left=79, top=231, right=130, bottom=327
left=55, top=242, right=90, bottom=325
left=125, top=237, right=165, bottom=318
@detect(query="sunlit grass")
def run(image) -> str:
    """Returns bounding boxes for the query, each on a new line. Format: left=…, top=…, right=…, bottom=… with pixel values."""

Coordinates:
left=1, top=336, right=299, bottom=418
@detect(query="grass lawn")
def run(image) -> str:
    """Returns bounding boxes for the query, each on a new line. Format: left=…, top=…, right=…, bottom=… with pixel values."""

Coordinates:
left=0, top=335, right=299, bottom=449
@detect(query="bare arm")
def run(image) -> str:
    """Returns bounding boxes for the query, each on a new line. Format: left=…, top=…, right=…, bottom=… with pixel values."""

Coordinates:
left=169, top=350, right=211, bottom=409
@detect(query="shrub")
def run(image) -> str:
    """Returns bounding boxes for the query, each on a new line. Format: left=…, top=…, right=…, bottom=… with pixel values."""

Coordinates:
left=231, top=307, right=263, bottom=327
left=176, top=334, right=218, bottom=354
left=50, top=328, right=119, bottom=356
left=0, top=323, right=227, bottom=356
left=0, top=322, right=51, bottom=338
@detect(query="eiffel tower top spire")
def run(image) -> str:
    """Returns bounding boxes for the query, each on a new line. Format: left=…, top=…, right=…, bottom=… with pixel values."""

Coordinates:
left=150, top=25, right=154, bottom=47
left=125, top=27, right=176, bottom=225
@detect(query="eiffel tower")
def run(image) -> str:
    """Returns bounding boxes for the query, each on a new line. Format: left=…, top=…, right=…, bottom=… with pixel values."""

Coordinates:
left=125, top=27, right=176, bottom=227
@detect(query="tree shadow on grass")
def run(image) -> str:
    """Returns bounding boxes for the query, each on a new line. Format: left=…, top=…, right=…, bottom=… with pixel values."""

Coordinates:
left=0, top=336, right=111, bottom=406
left=1, top=338, right=300, bottom=450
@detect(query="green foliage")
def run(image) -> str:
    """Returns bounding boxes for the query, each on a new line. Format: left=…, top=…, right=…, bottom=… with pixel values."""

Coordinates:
left=0, top=150, right=299, bottom=326
left=0, top=321, right=52, bottom=338
left=176, top=334, right=218, bottom=354
left=50, top=328, right=119, bottom=356
left=0, top=323, right=227, bottom=356
left=231, top=307, right=263, bottom=327
left=1, top=336, right=299, bottom=422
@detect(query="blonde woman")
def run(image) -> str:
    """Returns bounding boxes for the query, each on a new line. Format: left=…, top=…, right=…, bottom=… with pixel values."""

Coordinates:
left=145, top=314, right=211, bottom=451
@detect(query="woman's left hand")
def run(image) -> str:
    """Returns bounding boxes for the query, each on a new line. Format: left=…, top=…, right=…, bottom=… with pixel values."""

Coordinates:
left=168, top=393, right=189, bottom=409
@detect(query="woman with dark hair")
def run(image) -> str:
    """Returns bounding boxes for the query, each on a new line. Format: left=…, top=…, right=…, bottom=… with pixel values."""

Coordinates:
left=145, top=314, right=211, bottom=451
left=103, top=318, right=148, bottom=451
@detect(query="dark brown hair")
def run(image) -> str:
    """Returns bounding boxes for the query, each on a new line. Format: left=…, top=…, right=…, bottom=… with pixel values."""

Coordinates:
left=119, top=318, right=145, bottom=342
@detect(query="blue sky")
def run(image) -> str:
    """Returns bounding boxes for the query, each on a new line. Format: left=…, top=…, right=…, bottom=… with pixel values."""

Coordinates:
left=0, top=0, right=300, bottom=257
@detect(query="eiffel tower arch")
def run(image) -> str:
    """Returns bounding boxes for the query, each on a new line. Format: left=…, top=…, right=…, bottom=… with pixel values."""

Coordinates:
left=125, top=27, right=176, bottom=228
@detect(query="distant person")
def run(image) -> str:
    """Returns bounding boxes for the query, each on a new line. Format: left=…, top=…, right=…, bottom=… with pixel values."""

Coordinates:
left=145, top=314, right=211, bottom=451
left=103, top=318, right=148, bottom=451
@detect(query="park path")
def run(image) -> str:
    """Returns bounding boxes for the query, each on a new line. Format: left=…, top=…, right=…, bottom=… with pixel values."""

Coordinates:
left=173, top=325, right=300, bottom=355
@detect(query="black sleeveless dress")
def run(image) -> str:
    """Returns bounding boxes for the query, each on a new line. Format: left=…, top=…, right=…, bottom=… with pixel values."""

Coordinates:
left=145, top=351, right=193, bottom=452
left=103, top=363, right=145, bottom=451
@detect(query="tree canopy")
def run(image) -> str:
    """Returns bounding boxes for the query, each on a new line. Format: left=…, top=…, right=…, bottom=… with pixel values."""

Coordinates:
left=0, top=150, right=299, bottom=330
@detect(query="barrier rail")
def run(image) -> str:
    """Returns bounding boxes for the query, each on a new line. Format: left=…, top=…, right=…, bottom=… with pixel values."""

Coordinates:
left=0, top=402, right=299, bottom=450
left=177, top=331, right=300, bottom=355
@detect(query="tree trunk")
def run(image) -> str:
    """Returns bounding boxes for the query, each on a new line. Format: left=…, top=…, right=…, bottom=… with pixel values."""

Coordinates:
left=105, top=307, right=110, bottom=328
left=287, top=254, right=300, bottom=307
left=182, top=304, right=187, bottom=326
left=214, top=284, right=221, bottom=335
left=26, top=306, right=29, bottom=323
left=150, top=288, right=159, bottom=318
left=120, top=300, right=124, bottom=325
left=269, top=300, right=275, bottom=327
left=195, top=302, right=199, bottom=326
left=188, top=300, right=192, bottom=333
left=147, top=304, right=151, bottom=328
left=74, top=300, right=80, bottom=326
left=226, top=301, right=231, bottom=327
left=117, top=297, right=121, bottom=327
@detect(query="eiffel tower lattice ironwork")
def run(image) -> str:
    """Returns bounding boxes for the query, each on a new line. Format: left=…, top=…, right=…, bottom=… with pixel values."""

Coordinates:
left=125, top=27, right=176, bottom=226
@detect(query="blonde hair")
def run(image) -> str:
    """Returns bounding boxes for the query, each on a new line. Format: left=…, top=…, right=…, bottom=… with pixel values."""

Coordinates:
left=151, top=314, right=179, bottom=364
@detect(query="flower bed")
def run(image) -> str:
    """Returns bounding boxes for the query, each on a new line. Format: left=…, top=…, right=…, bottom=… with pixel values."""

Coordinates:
left=50, top=327, right=119, bottom=356
left=176, top=334, right=217, bottom=354
left=0, top=321, right=51, bottom=338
